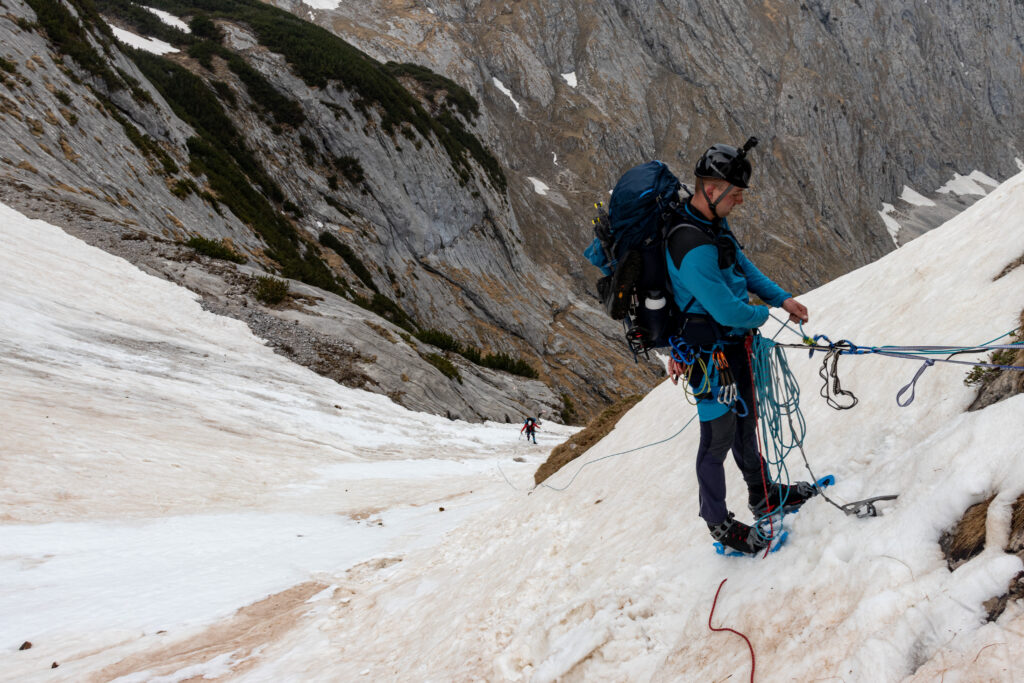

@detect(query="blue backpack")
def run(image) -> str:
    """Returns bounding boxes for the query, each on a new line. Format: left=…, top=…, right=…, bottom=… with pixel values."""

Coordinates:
left=584, top=161, right=692, bottom=357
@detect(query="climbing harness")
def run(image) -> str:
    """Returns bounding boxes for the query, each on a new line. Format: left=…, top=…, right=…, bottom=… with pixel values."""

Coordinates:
left=668, top=337, right=749, bottom=415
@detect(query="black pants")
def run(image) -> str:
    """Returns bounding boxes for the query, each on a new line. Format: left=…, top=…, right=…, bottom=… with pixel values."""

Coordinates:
left=691, top=343, right=768, bottom=524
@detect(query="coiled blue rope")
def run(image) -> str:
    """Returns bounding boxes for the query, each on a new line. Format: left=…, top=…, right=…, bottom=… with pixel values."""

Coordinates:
left=748, top=333, right=807, bottom=538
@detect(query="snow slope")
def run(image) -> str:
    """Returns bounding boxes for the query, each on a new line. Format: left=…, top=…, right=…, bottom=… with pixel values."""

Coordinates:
left=1, top=171, right=1023, bottom=681
left=248, top=173, right=1024, bottom=682
left=0, top=203, right=574, bottom=679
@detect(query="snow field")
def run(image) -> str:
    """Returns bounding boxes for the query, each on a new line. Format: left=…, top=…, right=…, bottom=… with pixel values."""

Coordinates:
left=1, top=170, right=1023, bottom=680
left=0, top=202, right=575, bottom=679
left=237, top=173, right=1024, bottom=681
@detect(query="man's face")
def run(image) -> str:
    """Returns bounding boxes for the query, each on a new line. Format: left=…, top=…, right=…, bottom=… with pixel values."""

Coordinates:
left=707, top=181, right=745, bottom=217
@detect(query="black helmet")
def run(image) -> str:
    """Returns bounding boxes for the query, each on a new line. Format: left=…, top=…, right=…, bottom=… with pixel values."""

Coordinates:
left=694, top=137, right=758, bottom=189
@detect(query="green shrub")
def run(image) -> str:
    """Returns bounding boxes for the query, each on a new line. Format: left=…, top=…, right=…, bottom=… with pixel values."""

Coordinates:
left=186, top=235, right=247, bottom=263
left=141, top=0, right=505, bottom=191
left=225, top=51, right=304, bottom=126
left=964, top=347, right=1019, bottom=386
left=0, top=57, right=16, bottom=73
left=318, top=231, right=377, bottom=292
left=25, top=0, right=123, bottom=92
left=559, top=393, right=577, bottom=424
left=352, top=293, right=416, bottom=333
left=187, top=40, right=218, bottom=69
left=334, top=155, right=365, bottom=185
left=384, top=61, right=480, bottom=123
left=252, top=274, right=289, bottom=304
left=478, top=351, right=539, bottom=379
left=460, top=345, right=482, bottom=364
left=95, top=0, right=190, bottom=46
left=99, top=96, right=179, bottom=175
left=414, top=328, right=462, bottom=353
left=211, top=80, right=236, bottom=106
left=412, top=327, right=538, bottom=379
left=322, top=194, right=352, bottom=217
left=189, top=14, right=221, bottom=42
left=171, top=177, right=197, bottom=197
left=54, top=89, right=72, bottom=105
left=130, top=53, right=338, bottom=294
left=423, top=352, right=461, bottom=383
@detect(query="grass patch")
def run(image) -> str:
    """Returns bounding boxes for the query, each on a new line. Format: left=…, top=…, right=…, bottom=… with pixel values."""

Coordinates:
left=534, top=395, right=643, bottom=486
left=939, top=492, right=1024, bottom=622
left=939, top=495, right=994, bottom=571
left=995, top=252, right=1024, bottom=280
left=185, top=235, right=246, bottom=263
left=252, top=274, right=289, bottom=304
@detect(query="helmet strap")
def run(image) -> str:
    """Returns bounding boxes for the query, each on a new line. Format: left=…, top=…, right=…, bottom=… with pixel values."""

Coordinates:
left=700, top=181, right=733, bottom=221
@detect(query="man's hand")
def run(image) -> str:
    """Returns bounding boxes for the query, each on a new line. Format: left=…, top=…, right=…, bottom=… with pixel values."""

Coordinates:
left=782, top=297, right=809, bottom=324
left=667, top=357, right=684, bottom=385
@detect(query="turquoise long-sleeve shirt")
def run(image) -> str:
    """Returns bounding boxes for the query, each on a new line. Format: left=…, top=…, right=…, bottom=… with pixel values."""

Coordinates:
left=665, top=204, right=791, bottom=337
left=665, top=204, right=791, bottom=421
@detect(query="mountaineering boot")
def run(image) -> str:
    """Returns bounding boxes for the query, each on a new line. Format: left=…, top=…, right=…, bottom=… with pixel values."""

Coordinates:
left=748, top=481, right=818, bottom=518
left=707, top=513, right=770, bottom=555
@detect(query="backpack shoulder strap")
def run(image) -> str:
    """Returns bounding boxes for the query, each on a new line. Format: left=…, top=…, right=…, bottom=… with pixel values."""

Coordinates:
left=665, top=219, right=716, bottom=270
left=664, top=210, right=718, bottom=318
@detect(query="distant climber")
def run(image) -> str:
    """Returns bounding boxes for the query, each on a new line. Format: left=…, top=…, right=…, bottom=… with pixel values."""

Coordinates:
left=520, top=416, right=540, bottom=444
left=666, top=139, right=815, bottom=555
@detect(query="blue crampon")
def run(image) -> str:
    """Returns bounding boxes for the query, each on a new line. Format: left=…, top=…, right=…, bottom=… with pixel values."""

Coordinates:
left=714, top=531, right=789, bottom=557
left=754, top=474, right=835, bottom=538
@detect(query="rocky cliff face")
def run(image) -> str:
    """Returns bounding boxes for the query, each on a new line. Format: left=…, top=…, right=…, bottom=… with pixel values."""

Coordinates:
left=2, top=0, right=1022, bottom=424
left=305, top=0, right=1024, bottom=289
left=0, top=0, right=653, bottom=424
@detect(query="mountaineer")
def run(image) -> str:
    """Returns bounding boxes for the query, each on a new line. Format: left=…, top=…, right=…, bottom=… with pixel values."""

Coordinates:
left=665, top=141, right=815, bottom=554
left=520, top=416, right=540, bottom=444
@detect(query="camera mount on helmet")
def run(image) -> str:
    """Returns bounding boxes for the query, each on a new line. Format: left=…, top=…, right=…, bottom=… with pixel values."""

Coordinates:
left=694, top=136, right=758, bottom=189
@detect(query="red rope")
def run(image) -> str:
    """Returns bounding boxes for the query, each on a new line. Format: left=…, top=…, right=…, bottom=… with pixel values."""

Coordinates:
left=708, top=578, right=756, bottom=683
